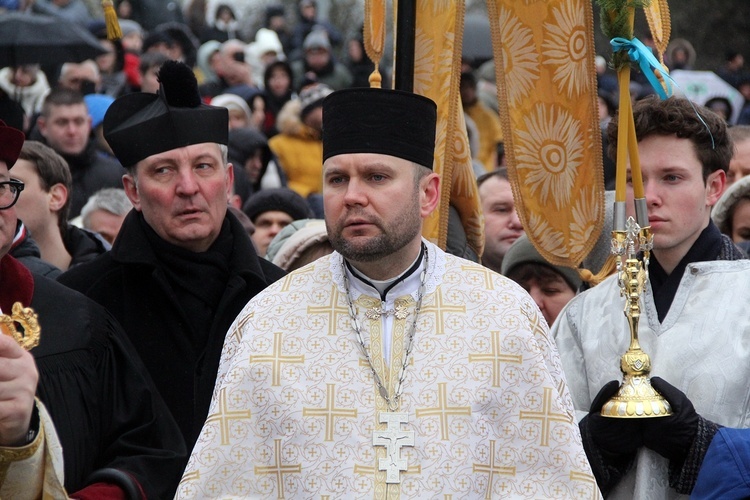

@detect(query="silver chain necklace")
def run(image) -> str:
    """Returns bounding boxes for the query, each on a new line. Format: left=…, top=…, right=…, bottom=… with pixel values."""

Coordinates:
left=342, top=250, right=428, bottom=412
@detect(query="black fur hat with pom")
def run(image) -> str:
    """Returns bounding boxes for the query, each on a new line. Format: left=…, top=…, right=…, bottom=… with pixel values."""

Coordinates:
left=103, top=60, right=228, bottom=168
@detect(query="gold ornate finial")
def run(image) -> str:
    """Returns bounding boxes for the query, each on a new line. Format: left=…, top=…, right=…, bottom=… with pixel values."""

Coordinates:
left=0, top=302, right=41, bottom=351
left=602, top=217, right=671, bottom=418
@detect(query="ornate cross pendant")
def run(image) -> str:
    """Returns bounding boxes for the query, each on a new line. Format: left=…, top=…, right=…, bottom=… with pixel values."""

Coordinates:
left=372, top=411, right=415, bottom=484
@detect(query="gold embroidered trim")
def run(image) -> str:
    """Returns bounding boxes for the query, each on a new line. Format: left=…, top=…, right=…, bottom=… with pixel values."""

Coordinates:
left=0, top=421, right=43, bottom=463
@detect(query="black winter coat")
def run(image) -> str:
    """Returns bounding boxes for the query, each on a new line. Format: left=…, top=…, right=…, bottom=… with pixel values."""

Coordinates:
left=18, top=261, right=186, bottom=498
left=58, top=210, right=286, bottom=451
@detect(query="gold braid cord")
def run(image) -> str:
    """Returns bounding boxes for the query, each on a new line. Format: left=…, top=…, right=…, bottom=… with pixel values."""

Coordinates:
left=364, top=0, right=386, bottom=88
left=412, top=0, right=484, bottom=257
left=0, top=302, right=41, bottom=351
left=488, top=0, right=604, bottom=268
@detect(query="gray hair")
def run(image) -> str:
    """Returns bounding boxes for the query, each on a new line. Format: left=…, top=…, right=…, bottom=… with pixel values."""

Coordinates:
left=128, top=143, right=229, bottom=176
left=80, top=188, right=133, bottom=229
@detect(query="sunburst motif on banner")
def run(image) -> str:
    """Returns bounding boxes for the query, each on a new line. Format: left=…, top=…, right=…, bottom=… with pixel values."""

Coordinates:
left=498, top=7, right=539, bottom=106
left=528, top=213, right=567, bottom=255
left=542, top=0, right=590, bottom=98
left=515, top=104, right=583, bottom=210
left=413, top=29, right=435, bottom=93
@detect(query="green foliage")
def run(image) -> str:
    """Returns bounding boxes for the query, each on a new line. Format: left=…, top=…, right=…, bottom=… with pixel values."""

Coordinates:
left=596, top=0, right=650, bottom=70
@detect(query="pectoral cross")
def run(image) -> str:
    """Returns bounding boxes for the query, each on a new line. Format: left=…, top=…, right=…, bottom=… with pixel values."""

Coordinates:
left=372, top=412, right=414, bottom=483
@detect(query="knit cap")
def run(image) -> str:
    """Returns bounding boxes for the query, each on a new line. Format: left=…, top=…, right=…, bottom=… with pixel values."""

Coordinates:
left=242, top=188, right=313, bottom=223
left=299, top=83, right=333, bottom=118
left=501, top=234, right=582, bottom=291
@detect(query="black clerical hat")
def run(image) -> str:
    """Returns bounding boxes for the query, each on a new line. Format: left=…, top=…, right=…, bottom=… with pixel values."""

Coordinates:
left=103, top=60, right=228, bottom=168
left=322, top=88, right=437, bottom=169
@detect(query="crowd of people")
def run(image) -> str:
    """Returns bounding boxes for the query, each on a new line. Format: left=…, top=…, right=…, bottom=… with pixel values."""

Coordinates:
left=2, top=1, right=750, bottom=498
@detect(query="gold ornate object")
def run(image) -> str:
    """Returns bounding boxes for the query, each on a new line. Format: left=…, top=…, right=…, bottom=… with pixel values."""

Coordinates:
left=643, top=0, right=671, bottom=63
left=0, top=302, right=41, bottom=351
left=602, top=218, right=672, bottom=418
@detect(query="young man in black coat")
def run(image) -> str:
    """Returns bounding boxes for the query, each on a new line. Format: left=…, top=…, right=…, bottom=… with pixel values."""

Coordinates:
left=58, top=61, right=286, bottom=469
left=0, top=120, right=185, bottom=499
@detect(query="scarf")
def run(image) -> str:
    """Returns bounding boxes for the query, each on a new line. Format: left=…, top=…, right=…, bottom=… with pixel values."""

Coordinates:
left=140, top=213, right=233, bottom=347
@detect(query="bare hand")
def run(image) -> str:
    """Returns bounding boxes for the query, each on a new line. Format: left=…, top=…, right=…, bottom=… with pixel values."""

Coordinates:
left=0, top=334, right=38, bottom=446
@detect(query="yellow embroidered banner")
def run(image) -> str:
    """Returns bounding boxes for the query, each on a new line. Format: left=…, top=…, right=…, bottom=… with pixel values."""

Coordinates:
left=488, top=0, right=603, bottom=267
left=411, top=0, right=484, bottom=256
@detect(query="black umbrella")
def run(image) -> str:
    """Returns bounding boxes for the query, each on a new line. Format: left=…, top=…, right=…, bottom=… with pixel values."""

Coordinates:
left=0, top=12, right=107, bottom=68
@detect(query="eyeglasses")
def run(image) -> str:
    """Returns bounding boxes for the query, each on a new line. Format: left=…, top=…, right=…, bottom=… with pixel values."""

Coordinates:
left=0, top=180, right=24, bottom=210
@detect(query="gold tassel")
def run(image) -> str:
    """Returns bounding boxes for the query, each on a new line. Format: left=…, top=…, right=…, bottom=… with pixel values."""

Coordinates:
left=368, top=64, right=382, bottom=89
left=577, top=254, right=619, bottom=287
left=102, top=0, right=122, bottom=41
left=364, top=0, right=386, bottom=88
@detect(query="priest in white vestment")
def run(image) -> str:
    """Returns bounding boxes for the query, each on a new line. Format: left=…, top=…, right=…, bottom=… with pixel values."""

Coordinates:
left=178, top=88, right=600, bottom=499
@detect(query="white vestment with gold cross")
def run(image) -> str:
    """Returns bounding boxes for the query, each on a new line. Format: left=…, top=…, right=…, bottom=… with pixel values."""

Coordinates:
left=177, top=241, right=601, bottom=499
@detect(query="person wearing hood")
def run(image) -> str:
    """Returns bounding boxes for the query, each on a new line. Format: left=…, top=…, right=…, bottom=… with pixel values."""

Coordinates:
left=210, top=92, right=253, bottom=130
left=261, top=59, right=295, bottom=137
left=711, top=174, right=750, bottom=254
left=247, top=27, right=286, bottom=89
left=264, top=3, right=294, bottom=57
left=227, top=126, right=286, bottom=204
left=0, top=64, right=50, bottom=124
left=200, top=3, right=239, bottom=44
left=195, top=39, right=222, bottom=86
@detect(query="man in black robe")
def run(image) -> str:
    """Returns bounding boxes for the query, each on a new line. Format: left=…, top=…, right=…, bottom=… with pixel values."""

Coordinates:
left=58, top=61, right=285, bottom=476
left=0, top=119, right=185, bottom=498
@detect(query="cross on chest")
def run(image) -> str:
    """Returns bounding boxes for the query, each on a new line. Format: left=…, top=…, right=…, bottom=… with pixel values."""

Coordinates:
left=372, top=412, right=415, bottom=483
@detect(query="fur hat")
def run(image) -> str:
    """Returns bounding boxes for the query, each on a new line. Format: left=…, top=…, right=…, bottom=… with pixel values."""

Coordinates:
left=104, top=60, right=228, bottom=167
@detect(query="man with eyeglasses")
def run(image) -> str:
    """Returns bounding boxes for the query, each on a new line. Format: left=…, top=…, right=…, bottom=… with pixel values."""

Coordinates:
left=0, top=119, right=185, bottom=499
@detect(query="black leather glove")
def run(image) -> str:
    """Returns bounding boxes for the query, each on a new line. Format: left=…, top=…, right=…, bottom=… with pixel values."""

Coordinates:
left=582, top=380, right=645, bottom=458
left=642, top=377, right=699, bottom=463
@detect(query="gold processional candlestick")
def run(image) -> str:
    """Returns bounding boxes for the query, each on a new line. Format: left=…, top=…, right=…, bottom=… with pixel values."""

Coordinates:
left=601, top=215, right=672, bottom=418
